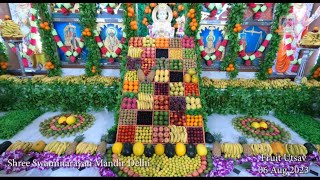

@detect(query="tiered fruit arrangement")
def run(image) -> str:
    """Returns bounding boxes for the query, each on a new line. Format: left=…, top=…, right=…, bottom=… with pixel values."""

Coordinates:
left=154, top=70, right=169, bottom=82
left=232, top=116, right=291, bottom=143
left=152, top=126, right=170, bottom=143
left=123, top=77, right=139, bottom=93
left=284, top=144, right=308, bottom=156
left=135, top=126, right=152, bottom=143
left=119, top=110, right=136, bottom=125
left=128, top=46, right=143, bottom=58
left=221, top=143, right=243, bottom=159
left=185, top=83, right=200, bottom=96
left=154, top=83, right=169, bottom=95
left=39, top=113, right=95, bottom=138
left=169, top=38, right=182, bottom=48
left=153, top=95, right=169, bottom=110
left=0, top=18, right=24, bottom=39
left=170, top=60, right=183, bottom=70
left=168, top=125, right=187, bottom=143
left=117, top=126, right=135, bottom=143
left=137, top=93, right=153, bottom=110
left=153, top=111, right=169, bottom=125
left=169, top=82, right=184, bottom=96
left=155, top=58, right=169, bottom=70
left=169, top=49, right=183, bottom=59
left=116, top=36, right=205, bottom=145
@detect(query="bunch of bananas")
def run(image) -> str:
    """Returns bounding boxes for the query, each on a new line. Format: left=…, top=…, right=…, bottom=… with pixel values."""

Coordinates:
left=250, top=143, right=272, bottom=156
left=316, top=145, right=320, bottom=153
left=128, top=46, right=143, bottom=58
left=221, top=143, right=243, bottom=159
left=303, top=79, right=320, bottom=88
left=44, top=141, right=71, bottom=156
left=124, top=70, right=138, bottom=81
left=76, top=142, right=98, bottom=155
left=6, top=141, right=33, bottom=152
left=0, top=19, right=23, bottom=38
left=168, top=125, right=187, bottom=143
left=299, top=31, right=320, bottom=46
left=137, top=93, right=153, bottom=110
left=285, top=144, right=307, bottom=156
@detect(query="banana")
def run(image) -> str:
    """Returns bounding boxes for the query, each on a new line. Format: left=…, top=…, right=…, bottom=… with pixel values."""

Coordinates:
left=285, top=144, right=289, bottom=155
left=169, top=132, right=174, bottom=143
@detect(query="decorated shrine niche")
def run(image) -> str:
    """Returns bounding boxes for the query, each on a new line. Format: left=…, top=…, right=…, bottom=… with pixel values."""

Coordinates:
left=244, top=3, right=274, bottom=21
left=237, top=25, right=269, bottom=67
left=201, top=3, right=230, bottom=21
left=199, top=25, right=226, bottom=68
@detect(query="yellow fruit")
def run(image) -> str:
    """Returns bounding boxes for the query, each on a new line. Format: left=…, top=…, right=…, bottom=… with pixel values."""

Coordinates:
left=184, top=74, right=191, bottom=83
left=58, top=116, right=67, bottom=124
left=188, top=68, right=196, bottom=76
left=259, top=121, right=268, bottom=129
left=32, top=141, right=46, bottom=152
left=191, top=75, right=199, bottom=84
left=133, top=142, right=144, bottom=156
left=112, top=142, right=123, bottom=154
left=175, top=143, right=186, bottom=156
left=66, top=116, right=76, bottom=125
left=155, top=143, right=165, bottom=155
left=196, top=144, right=207, bottom=156
left=251, top=122, right=261, bottom=129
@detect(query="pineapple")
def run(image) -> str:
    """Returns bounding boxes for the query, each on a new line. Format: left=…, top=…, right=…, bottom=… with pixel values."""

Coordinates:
left=65, top=134, right=84, bottom=155
left=137, top=65, right=146, bottom=82
left=146, top=66, right=156, bottom=83
left=239, top=136, right=253, bottom=156
left=97, top=134, right=108, bottom=156
left=212, top=133, right=222, bottom=157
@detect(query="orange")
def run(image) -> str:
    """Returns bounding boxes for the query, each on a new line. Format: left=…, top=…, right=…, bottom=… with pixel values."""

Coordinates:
left=192, top=18, right=196, bottom=23
left=84, top=28, right=90, bottom=32
left=92, top=66, right=96, bottom=70
left=148, top=9, right=152, bottom=14
left=187, top=12, right=191, bottom=18
left=123, top=84, right=129, bottom=90
left=191, top=26, right=196, bottom=31
left=130, top=21, right=136, bottom=26
left=193, top=22, right=198, bottom=27
left=129, top=81, right=134, bottom=86
left=82, top=31, right=86, bottom=36
left=91, top=69, right=96, bottom=73
left=1, top=64, right=7, bottom=69
left=237, top=26, right=242, bottom=31
left=40, top=23, right=45, bottom=29
left=230, top=67, right=235, bottom=71
left=44, top=22, right=49, bottom=26
left=189, top=22, right=194, bottom=27
left=235, top=24, right=241, bottom=28
left=46, top=61, right=53, bottom=66
left=45, top=26, right=50, bottom=31
left=133, top=89, right=138, bottom=93
left=133, top=81, right=139, bottom=86
left=132, top=25, right=138, bottom=30
left=4, top=15, right=10, bottom=19
left=144, top=8, right=149, bottom=14
left=128, top=12, right=133, bottom=17
left=226, top=67, right=231, bottom=72
left=45, top=64, right=50, bottom=70
left=313, top=26, right=319, bottom=32
left=189, top=9, right=195, bottom=14
left=173, top=11, right=178, bottom=18
left=49, top=64, right=54, bottom=69
left=190, top=13, right=195, bottom=18
left=228, top=64, right=234, bottom=68
left=133, top=85, right=138, bottom=90
left=86, top=31, right=92, bottom=36
left=128, top=7, right=134, bottom=14
left=124, top=80, right=129, bottom=85
left=144, top=22, right=148, bottom=26
left=233, top=28, right=238, bottom=33
left=128, top=85, right=134, bottom=91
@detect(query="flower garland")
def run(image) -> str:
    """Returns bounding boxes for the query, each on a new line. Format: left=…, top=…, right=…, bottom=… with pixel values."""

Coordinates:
left=51, top=28, right=84, bottom=63
left=239, top=34, right=272, bottom=65
left=207, top=157, right=235, bottom=177
left=256, top=3, right=291, bottom=80
left=248, top=3, right=273, bottom=19
left=198, top=34, right=229, bottom=64
left=204, top=3, right=226, bottom=17
left=56, top=3, right=75, bottom=15
left=93, top=30, right=126, bottom=63
left=7, top=4, right=38, bottom=67
left=98, top=3, right=119, bottom=14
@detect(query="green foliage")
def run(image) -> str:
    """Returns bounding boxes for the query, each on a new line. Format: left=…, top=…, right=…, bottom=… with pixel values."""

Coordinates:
left=275, top=113, right=320, bottom=144
left=79, top=3, right=102, bottom=76
left=202, top=86, right=320, bottom=116
left=138, top=3, right=148, bottom=37
left=257, top=3, right=291, bottom=80
left=221, top=3, right=245, bottom=79
left=0, top=110, right=44, bottom=139
left=33, top=3, right=61, bottom=77
left=0, top=41, right=9, bottom=75
left=0, top=78, right=119, bottom=112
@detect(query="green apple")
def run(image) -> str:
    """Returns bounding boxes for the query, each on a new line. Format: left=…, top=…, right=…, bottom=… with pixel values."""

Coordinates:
left=174, top=91, right=179, bottom=96
left=179, top=92, right=184, bottom=96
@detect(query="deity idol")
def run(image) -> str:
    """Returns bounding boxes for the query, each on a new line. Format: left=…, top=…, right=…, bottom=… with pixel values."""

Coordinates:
left=103, top=28, right=120, bottom=52
left=204, top=29, right=216, bottom=54
left=147, top=3, right=175, bottom=38
left=176, top=15, right=185, bottom=37
left=64, top=23, right=81, bottom=51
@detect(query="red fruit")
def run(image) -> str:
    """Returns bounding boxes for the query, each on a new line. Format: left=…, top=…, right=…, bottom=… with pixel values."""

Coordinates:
left=153, top=127, right=159, bottom=132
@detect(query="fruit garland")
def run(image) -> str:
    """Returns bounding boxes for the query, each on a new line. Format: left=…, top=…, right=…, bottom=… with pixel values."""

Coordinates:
left=7, top=4, right=38, bottom=66
left=247, top=3, right=273, bottom=19
left=198, top=33, right=229, bottom=65
left=79, top=3, right=102, bottom=76
left=98, top=3, right=119, bottom=14
left=239, top=34, right=272, bottom=66
left=33, top=3, right=62, bottom=76
left=256, top=3, right=291, bottom=80
left=55, top=3, right=75, bottom=15
left=221, top=3, right=245, bottom=79
left=204, top=3, right=226, bottom=17
left=93, top=30, right=125, bottom=63
left=0, top=41, right=9, bottom=75
left=309, top=56, right=320, bottom=81
left=51, top=29, right=84, bottom=63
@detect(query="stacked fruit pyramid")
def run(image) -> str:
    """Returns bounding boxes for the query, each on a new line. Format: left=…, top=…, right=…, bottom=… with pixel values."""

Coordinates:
left=117, top=36, right=205, bottom=144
